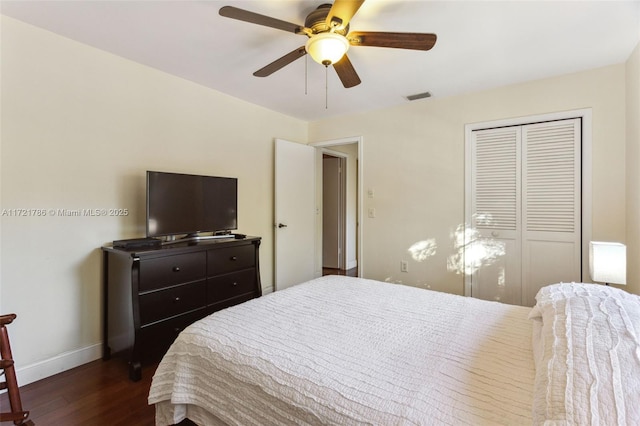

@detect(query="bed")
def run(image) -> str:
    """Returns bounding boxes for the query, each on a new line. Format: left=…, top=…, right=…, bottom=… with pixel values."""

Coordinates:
left=148, top=275, right=640, bottom=425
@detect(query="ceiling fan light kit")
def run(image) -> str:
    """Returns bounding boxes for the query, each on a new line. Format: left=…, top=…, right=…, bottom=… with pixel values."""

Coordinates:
left=219, top=1, right=437, bottom=90
left=305, top=32, right=350, bottom=66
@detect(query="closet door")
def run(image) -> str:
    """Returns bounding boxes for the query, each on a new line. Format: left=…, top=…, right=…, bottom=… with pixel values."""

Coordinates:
left=469, top=118, right=582, bottom=306
left=521, top=119, right=582, bottom=306
left=470, top=127, right=522, bottom=304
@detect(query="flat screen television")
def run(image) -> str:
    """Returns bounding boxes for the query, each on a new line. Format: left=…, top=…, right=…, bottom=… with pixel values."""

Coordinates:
left=146, top=171, right=238, bottom=238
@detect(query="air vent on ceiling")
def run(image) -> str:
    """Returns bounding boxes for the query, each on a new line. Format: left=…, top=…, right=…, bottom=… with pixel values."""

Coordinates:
left=406, top=91, right=432, bottom=101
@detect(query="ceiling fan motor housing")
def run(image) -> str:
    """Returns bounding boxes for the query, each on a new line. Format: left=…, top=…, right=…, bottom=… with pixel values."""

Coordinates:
left=305, top=4, right=349, bottom=35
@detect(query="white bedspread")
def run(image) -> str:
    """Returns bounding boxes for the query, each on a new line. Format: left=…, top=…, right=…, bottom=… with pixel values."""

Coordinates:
left=149, top=275, right=535, bottom=425
left=529, top=283, right=640, bottom=425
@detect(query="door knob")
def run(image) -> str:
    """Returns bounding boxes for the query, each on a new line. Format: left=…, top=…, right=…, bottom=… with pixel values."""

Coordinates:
left=278, top=223, right=287, bottom=228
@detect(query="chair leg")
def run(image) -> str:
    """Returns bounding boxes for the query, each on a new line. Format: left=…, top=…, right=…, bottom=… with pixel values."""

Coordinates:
left=0, top=314, right=33, bottom=425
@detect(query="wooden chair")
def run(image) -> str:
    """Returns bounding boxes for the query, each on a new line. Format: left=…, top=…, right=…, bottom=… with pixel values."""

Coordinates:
left=1, top=314, right=33, bottom=425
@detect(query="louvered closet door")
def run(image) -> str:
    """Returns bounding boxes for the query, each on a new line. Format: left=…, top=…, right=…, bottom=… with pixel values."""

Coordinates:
left=470, top=118, right=581, bottom=306
left=470, top=127, right=522, bottom=304
left=521, top=119, right=581, bottom=306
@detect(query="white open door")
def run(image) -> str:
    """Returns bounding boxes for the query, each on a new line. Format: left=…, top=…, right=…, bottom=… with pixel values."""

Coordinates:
left=275, top=139, right=316, bottom=291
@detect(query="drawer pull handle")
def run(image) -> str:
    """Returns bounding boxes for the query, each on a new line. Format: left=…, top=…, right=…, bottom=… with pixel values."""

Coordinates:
left=174, top=327, right=181, bottom=332
left=174, top=297, right=181, bottom=302
left=172, top=266, right=180, bottom=272
left=230, top=256, right=238, bottom=261
left=232, top=282, right=238, bottom=286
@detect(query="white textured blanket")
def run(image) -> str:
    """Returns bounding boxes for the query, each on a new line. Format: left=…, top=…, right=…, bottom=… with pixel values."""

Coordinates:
left=529, top=283, right=640, bottom=425
left=149, top=275, right=535, bottom=425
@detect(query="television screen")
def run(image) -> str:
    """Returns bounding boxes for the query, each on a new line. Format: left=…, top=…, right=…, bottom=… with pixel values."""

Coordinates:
left=146, top=171, right=237, bottom=238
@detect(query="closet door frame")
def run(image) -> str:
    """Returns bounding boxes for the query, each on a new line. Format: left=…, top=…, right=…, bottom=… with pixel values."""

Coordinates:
left=464, top=108, right=593, bottom=298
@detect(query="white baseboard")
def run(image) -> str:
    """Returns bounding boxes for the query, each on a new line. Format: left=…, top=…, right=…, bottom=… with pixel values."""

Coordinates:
left=15, top=343, right=103, bottom=387
left=347, top=259, right=358, bottom=270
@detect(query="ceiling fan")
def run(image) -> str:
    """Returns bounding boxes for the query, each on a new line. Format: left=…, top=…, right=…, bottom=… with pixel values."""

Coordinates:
left=219, top=0, right=437, bottom=88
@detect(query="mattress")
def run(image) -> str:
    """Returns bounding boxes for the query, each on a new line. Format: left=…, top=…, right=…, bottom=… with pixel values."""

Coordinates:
left=149, top=275, right=535, bottom=425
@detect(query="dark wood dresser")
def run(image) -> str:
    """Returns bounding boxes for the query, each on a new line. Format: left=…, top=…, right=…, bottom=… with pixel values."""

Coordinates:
left=102, top=236, right=261, bottom=381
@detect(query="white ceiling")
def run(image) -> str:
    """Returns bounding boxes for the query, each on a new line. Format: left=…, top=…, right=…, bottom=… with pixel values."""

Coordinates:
left=2, top=1, right=639, bottom=121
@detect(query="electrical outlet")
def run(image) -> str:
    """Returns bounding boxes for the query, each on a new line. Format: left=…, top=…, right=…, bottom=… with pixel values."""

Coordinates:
left=368, top=208, right=376, bottom=218
left=400, top=260, right=408, bottom=272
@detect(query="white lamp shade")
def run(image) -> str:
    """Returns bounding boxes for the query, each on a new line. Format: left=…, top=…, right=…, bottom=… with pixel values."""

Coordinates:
left=305, top=32, right=349, bottom=65
left=589, top=241, right=626, bottom=285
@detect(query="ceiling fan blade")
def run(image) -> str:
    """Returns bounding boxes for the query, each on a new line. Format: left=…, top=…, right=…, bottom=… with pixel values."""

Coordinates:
left=325, top=0, right=365, bottom=30
left=333, top=54, right=361, bottom=88
left=348, top=31, right=437, bottom=51
left=254, top=47, right=307, bottom=77
left=219, top=6, right=303, bottom=34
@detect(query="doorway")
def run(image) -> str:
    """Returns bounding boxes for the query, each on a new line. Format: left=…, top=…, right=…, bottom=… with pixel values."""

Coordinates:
left=311, top=137, right=363, bottom=277
left=322, top=153, right=346, bottom=270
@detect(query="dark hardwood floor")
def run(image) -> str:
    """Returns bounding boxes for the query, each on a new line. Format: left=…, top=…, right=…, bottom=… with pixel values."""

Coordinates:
left=322, top=267, right=357, bottom=277
left=1, top=357, right=159, bottom=425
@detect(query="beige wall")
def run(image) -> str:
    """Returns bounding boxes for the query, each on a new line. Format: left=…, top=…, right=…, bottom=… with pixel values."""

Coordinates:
left=309, top=64, right=627, bottom=296
left=0, top=16, right=307, bottom=382
left=626, top=42, right=640, bottom=295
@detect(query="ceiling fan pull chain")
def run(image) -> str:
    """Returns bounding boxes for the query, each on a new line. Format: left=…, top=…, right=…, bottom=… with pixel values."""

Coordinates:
left=325, top=65, right=329, bottom=109
left=305, top=54, right=308, bottom=95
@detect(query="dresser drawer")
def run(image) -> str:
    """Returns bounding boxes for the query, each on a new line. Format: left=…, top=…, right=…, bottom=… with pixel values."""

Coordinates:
left=207, top=244, right=255, bottom=275
left=139, top=280, right=206, bottom=326
left=139, top=252, right=206, bottom=291
left=138, top=308, right=207, bottom=363
left=207, top=269, right=256, bottom=303
left=208, top=292, right=257, bottom=315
